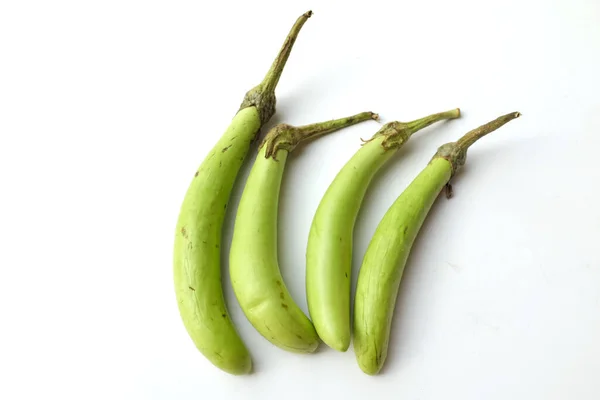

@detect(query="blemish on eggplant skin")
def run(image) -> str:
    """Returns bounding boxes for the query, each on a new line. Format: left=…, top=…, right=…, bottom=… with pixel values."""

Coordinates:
left=403, top=226, right=408, bottom=235
left=188, top=286, right=195, bottom=291
left=345, top=272, right=348, bottom=278
left=222, top=313, right=226, bottom=318
left=281, top=303, right=288, bottom=310
left=295, top=334, right=302, bottom=339
left=279, top=292, right=284, bottom=299
left=222, top=145, right=232, bottom=153
left=194, top=171, right=199, bottom=177
left=275, top=280, right=282, bottom=286
left=181, top=227, right=187, bottom=237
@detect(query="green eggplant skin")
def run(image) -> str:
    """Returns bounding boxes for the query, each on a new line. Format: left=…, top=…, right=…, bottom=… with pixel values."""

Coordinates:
left=306, top=136, right=395, bottom=351
left=172, top=11, right=312, bottom=375
left=306, top=108, right=460, bottom=352
left=230, top=145, right=319, bottom=353
left=230, top=112, right=377, bottom=353
left=353, top=111, right=520, bottom=375
left=353, top=157, right=451, bottom=374
left=174, top=107, right=260, bottom=375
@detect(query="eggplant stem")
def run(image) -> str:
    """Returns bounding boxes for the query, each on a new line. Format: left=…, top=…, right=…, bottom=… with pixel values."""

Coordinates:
left=261, top=11, right=313, bottom=94
left=404, top=108, right=461, bottom=139
left=261, top=111, right=378, bottom=159
left=294, top=112, right=378, bottom=141
left=239, top=11, right=313, bottom=125
left=432, top=111, right=521, bottom=177
left=456, top=111, right=521, bottom=152
left=363, top=108, right=461, bottom=150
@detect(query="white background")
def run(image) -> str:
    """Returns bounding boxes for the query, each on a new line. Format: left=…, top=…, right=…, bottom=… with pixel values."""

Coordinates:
left=1, top=0, right=599, bottom=399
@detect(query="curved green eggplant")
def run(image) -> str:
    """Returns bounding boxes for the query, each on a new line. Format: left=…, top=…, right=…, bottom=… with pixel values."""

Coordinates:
left=306, top=108, right=460, bottom=351
left=354, top=112, right=521, bottom=374
left=173, top=11, right=312, bottom=375
left=230, top=112, right=378, bottom=353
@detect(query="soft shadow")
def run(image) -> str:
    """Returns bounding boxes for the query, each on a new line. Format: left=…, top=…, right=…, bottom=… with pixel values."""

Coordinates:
left=313, top=340, right=330, bottom=354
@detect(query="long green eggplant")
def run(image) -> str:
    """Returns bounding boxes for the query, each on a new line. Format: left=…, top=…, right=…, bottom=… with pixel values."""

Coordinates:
left=354, top=112, right=521, bottom=375
left=173, top=11, right=312, bottom=375
left=230, top=112, right=378, bottom=353
left=306, top=108, right=460, bottom=351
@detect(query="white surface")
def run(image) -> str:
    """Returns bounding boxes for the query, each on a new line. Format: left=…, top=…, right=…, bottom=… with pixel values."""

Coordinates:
left=1, top=0, right=600, bottom=399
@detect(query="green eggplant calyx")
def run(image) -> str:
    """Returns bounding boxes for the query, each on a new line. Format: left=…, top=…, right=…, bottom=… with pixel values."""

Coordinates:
left=261, top=111, right=379, bottom=160
left=432, top=111, right=521, bottom=176
left=260, top=123, right=297, bottom=160
left=238, top=11, right=313, bottom=125
left=364, top=121, right=413, bottom=150
left=239, top=88, right=277, bottom=127
left=363, top=108, right=461, bottom=151
left=432, top=142, right=467, bottom=174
